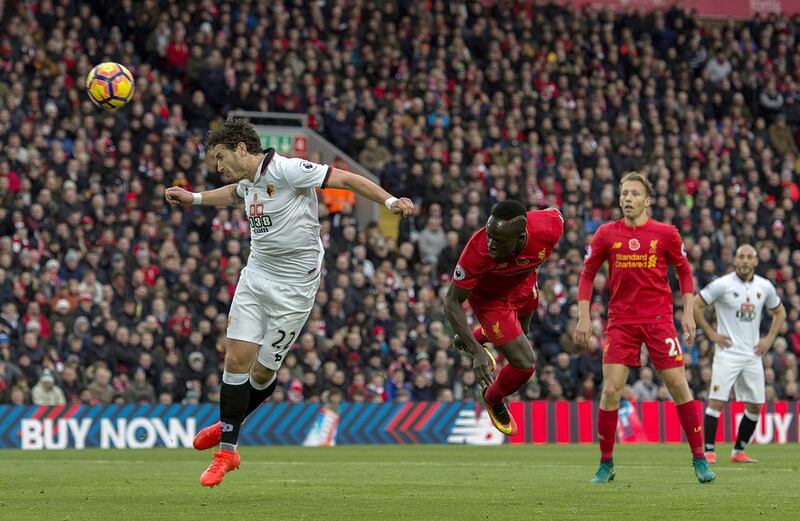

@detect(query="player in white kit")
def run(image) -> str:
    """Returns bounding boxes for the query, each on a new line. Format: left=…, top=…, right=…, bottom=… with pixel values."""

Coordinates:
left=693, top=245, right=786, bottom=464
left=165, top=119, right=414, bottom=486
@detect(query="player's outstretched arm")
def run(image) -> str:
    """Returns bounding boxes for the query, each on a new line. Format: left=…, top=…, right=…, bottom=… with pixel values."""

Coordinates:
left=325, top=168, right=414, bottom=216
left=693, top=295, right=731, bottom=348
left=444, top=283, right=494, bottom=387
left=165, top=184, right=243, bottom=208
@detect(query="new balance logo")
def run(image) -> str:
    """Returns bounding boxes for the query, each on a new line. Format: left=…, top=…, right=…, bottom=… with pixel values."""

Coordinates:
left=221, top=422, right=234, bottom=433
left=447, top=409, right=504, bottom=445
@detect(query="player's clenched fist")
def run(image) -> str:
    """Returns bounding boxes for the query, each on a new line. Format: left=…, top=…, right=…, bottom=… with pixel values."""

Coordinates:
left=165, top=186, right=195, bottom=206
left=388, top=197, right=414, bottom=217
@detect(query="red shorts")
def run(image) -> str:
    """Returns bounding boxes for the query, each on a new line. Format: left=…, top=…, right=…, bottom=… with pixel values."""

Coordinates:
left=469, top=284, right=539, bottom=347
left=603, top=322, right=685, bottom=371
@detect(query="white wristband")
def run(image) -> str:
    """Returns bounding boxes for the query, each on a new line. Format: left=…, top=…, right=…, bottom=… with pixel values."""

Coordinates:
left=192, top=193, right=203, bottom=205
left=384, top=196, right=398, bottom=210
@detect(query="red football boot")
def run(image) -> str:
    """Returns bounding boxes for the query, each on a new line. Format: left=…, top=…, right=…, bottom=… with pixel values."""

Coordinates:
left=193, top=421, right=222, bottom=451
left=200, top=450, right=241, bottom=487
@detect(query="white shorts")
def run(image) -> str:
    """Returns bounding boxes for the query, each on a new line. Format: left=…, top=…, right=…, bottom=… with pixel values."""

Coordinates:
left=227, top=265, right=319, bottom=370
left=709, top=352, right=765, bottom=404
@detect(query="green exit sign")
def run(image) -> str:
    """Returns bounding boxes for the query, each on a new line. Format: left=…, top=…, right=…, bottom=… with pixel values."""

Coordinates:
left=259, top=133, right=308, bottom=157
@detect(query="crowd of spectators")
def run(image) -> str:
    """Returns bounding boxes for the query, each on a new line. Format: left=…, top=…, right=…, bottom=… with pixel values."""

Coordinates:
left=1, top=1, right=799, bottom=408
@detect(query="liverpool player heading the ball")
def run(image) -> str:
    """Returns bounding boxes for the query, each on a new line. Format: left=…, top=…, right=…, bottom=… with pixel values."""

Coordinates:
left=575, top=172, right=715, bottom=484
left=445, top=200, right=563, bottom=435
left=166, top=119, right=413, bottom=487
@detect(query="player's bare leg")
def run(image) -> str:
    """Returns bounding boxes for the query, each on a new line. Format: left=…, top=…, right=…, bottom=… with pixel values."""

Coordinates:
left=481, top=333, right=536, bottom=436
left=194, top=361, right=278, bottom=451
left=592, top=363, right=629, bottom=483
left=703, top=398, right=726, bottom=463
left=730, top=402, right=761, bottom=463
left=660, top=367, right=716, bottom=483
left=199, top=338, right=258, bottom=487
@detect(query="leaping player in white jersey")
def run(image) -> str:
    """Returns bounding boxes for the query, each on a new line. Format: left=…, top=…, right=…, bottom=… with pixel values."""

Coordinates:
left=693, top=244, right=786, bottom=464
left=165, top=118, right=414, bottom=487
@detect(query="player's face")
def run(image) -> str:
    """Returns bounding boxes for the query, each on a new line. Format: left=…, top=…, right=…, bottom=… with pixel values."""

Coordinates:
left=619, top=180, right=651, bottom=221
left=486, top=217, right=525, bottom=260
left=733, top=246, right=757, bottom=280
left=209, top=144, right=247, bottom=182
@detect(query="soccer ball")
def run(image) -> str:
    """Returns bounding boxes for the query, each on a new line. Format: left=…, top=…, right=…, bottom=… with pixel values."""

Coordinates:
left=85, top=62, right=135, bottom=110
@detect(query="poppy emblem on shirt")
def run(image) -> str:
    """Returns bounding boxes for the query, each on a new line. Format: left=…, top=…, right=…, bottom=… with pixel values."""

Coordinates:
left=266, top=184, right=275, bottom=197
left=253, top=193, right=258, bottom=202
left=628, top=238, right=640, bottom=251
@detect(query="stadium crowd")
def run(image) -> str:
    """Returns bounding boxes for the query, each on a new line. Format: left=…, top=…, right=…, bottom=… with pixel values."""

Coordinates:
left=0, top=0, right=799, bottom=407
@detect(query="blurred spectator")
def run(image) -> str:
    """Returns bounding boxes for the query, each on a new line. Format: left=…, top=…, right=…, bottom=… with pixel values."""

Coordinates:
left=31, top=369, right=66, bottom=405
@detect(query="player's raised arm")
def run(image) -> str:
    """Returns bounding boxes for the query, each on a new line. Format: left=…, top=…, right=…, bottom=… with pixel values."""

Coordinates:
left=665, top=226, right=696, bottom=344
left=165, top=184, right=243, bottom=208
left=325, top=168, right=414, bottom=216
left=575, top=227, right=609, bottom=349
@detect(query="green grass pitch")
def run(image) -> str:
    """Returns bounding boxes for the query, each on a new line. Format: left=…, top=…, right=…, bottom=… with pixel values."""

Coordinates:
left=1, top=444, right=797, bottom=520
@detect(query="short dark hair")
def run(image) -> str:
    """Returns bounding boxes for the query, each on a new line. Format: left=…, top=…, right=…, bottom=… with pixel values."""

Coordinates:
left=490, top=200, right=527, bottom=221
left=205, top=118, right=262, bottom=154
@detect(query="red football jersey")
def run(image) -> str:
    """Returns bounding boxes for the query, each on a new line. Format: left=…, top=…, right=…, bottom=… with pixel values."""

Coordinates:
left=578, top=218, right=694, bottom=325
left=453, top=208, right=564, bottom=303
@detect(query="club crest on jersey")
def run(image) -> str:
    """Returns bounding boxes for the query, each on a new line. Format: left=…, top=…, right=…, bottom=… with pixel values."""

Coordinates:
left=649, top=240, right=658, bottom=254
left=454, top=264, right=465, bottom=281
left=628, top=238, right=640, bottom=251
left=266, top=184, right=276, bottom=197
left=301, top=161, right=315, bottom=172
left=492, top=321, right=503, bottom=340
left=538, top=248, right=547, bottom=260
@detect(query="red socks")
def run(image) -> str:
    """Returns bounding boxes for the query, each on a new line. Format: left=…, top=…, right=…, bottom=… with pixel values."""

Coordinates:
left=598, top=408, right=618, bottom=462
left=676, top=401, right=705, bottom=459
left=472, top=326, right=487, bottom=344
left=484, top=364, right=534, bottom=405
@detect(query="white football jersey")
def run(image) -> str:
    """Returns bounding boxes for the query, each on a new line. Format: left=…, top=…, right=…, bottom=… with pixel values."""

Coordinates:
left=699, top=272, right=781, bottom=357
left=236, top=150, right=330, bottom=282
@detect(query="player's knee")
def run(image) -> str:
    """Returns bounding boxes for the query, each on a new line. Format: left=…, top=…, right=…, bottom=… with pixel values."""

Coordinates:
left=250, top=363, right=275, bottom=385
left=601, top=382, right=624, bottom=401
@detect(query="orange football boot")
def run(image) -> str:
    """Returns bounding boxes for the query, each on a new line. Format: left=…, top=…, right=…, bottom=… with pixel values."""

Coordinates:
left=200, top=450, right=241, bottom=487
left=193, top=421, right=222, bottom=450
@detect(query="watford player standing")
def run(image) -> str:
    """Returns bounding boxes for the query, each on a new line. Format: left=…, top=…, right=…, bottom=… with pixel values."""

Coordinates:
left=575, top=172, right=715, bottom=484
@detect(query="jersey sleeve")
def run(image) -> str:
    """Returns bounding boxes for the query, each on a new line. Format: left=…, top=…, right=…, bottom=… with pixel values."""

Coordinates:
left=452, top=240, right=489, bottom=290
left=546, top=208, right=564, bottom=247
left=698, top=278, right=724, bottom=305
left=278, top=157, right=332, bottom=190
left=765, top=283, right=781, bottom=310
left=664, top=225, right=694, bottom=294
left=577, top=226, right=610, bottom=301
left=236, top=182, right=248, bottom=198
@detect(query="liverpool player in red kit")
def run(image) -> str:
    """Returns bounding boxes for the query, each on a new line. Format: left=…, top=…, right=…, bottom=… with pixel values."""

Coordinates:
left=576, top=172, right=715, bottom=484
left=445, top=200, right=563, bottom=435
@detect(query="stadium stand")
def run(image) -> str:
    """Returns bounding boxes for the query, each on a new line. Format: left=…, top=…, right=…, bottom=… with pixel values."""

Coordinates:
left=0, top=1, right=798, bottom=406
